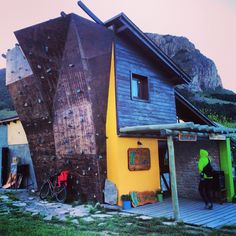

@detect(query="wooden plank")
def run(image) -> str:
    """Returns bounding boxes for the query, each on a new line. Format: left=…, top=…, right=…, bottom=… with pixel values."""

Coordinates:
left=120, top=122, right=194, bottom=133
left=123, top=198, right=236, bottom=228
left=167, top=136, right=180, bottom=221
left=115, top=36, right=178, bottom=128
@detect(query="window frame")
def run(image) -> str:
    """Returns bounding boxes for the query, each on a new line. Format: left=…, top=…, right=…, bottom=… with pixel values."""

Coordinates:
left=130, top=72, right=149, bottom=102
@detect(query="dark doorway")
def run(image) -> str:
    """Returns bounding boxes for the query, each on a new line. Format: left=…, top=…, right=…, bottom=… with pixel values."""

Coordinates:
left=158, top=141, right=171, bottom=196
left=2, top=147, right=9, bottom=185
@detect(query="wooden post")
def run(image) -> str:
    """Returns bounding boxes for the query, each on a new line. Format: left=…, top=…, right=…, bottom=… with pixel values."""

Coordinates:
left=167, top=135, right=180, bottom=221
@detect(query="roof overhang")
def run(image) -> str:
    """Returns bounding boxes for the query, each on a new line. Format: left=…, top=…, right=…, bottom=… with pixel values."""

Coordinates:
left=105, top=13, right=191, bottom=85
left=0, top=116, right=19, bottom=125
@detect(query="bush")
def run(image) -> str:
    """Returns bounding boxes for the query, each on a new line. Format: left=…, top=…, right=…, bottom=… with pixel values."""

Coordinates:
left=121, top=194, right=131, bottom=201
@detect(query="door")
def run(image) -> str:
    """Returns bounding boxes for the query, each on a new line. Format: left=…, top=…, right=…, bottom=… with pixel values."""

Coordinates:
left=158, top=141, right=171, bottom=196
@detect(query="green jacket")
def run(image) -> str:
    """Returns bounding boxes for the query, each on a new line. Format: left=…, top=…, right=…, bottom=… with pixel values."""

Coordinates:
left=198, top=149, right=213, bottom=179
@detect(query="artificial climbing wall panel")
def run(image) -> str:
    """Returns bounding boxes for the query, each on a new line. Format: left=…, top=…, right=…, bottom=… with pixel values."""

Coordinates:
left=6, top=13, right=113, bottom=202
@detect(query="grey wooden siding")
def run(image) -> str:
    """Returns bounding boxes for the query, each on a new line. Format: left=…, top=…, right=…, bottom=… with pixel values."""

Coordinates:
left=115, top=36, right=177, bottom=128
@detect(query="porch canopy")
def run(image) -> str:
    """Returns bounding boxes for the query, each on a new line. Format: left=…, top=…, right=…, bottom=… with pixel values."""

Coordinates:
left=120, top=122, right=236, bottom=138
left=119, top=122, right=236, bottom=221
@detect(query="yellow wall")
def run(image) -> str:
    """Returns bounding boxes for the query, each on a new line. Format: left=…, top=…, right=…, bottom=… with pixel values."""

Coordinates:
left=106, top=46, right=160, bottom=206
left=8, top=120, right=28, bottom=145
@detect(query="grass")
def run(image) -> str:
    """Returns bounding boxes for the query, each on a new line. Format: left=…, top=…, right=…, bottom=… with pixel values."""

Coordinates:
left=0, top=209, right=234, bottom=236
left=0, top=209, right=97, bottom=236
left=0, top=192, right=235, bottom=236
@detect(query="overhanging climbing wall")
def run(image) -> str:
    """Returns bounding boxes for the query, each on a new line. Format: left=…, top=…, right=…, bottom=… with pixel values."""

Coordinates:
left=6, top=13, right=114, bottom=202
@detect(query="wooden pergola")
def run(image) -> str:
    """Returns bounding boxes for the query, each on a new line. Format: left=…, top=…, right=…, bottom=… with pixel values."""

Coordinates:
left=120, top=122, right=236, bottom=221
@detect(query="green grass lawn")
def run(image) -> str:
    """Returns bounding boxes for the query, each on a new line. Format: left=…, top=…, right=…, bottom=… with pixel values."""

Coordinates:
left=0, top=210, right=97, bottom=236
left=0, top=207, right=235, bottom=236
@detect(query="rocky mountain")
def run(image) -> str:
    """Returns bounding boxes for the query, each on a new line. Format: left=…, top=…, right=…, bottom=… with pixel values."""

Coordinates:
left=146, top=33, right=222, bottom=91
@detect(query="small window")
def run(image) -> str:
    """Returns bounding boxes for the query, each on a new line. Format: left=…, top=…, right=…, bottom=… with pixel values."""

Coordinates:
left=131, top=73, right=149, bottom=100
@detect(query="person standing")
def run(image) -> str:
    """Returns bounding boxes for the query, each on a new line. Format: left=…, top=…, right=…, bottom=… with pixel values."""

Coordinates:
left=198, top=149, right=214, bottom=210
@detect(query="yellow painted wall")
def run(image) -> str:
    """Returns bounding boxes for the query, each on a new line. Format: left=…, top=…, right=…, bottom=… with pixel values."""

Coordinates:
left=8, top=120, right=28, bottom=145
left=106, top=46, right=160, bottom=206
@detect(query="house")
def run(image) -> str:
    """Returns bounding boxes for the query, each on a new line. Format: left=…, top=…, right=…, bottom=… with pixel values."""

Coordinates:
left=5, top=10, right=236, bottom=217
left=0, top=115, right=36, bottom=188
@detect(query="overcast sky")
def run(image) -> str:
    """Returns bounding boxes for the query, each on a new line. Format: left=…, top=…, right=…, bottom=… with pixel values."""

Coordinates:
left=1, top=0, right=236, bottom=91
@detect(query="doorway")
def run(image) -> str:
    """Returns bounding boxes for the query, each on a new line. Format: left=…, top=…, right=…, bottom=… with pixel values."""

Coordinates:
left=158, top=141, right=171, bottom=196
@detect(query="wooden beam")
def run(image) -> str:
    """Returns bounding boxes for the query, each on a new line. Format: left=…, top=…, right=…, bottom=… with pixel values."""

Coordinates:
left=77, top=1, right=104, bottom=25
left=161, top=129, right=209, bottom=138
left=120, top=122, right=194, bottom=133
left=116, top=25, right=128, bottom=33
left=167, top=135, right=180, bottom=221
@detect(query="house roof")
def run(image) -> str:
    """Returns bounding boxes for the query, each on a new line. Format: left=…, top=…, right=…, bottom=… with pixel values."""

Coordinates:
left=175, top=91, right=215, bottom=126
left=0, top=115, right=19, bottom=125
left=105, top=13, right=191, bottom=85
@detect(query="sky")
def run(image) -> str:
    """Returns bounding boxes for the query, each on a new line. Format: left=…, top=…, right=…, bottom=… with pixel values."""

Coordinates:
left=0, top=0, right=236, bottom=91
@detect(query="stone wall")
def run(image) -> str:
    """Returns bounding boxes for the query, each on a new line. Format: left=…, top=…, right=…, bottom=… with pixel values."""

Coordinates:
left=174, top=140, right=220, bottom=199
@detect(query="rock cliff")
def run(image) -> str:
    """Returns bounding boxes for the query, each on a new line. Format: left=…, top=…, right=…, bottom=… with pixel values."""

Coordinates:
left=146, top=33, right=222, bottom=91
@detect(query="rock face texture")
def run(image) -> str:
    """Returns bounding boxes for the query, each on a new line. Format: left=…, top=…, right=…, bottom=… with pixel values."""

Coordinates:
left=146, top=33, right=222, bottom=91
left=6, top=14, right=113, bottom=202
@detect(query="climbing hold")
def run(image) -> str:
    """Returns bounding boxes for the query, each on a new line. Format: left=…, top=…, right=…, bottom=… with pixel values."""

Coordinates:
left=1, top=54, right=6, bottom=59
left=37, top=65, right=42, bottom=69
left=45, top=46, right=49, bottom=53
left=46, top=68, right=51, bottom=73
left=69, top=64, right=74, bottom=68
left=76, top=89, right=81, bottom=94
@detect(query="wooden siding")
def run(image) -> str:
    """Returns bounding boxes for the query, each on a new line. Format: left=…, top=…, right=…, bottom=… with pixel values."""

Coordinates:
left=115, top=36, right=177, bottom=129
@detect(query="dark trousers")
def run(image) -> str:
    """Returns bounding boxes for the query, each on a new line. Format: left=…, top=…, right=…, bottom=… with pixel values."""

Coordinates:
left=198, top=179, right=213, bottom=206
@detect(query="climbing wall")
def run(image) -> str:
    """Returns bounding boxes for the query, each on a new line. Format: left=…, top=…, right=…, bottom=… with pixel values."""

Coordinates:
left=6, top=14, right=113, bottom=202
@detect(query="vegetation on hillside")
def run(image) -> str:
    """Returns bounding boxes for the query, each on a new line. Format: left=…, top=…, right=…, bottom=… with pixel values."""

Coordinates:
left=177, top=87, right=236, bottom=128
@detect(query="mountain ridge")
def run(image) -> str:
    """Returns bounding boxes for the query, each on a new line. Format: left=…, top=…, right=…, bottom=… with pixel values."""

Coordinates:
left=146, top=33, right=222, bottom=91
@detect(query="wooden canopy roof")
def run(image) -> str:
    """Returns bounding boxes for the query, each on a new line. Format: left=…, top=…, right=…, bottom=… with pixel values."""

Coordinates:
left=120, top=122, right=236, bottom=139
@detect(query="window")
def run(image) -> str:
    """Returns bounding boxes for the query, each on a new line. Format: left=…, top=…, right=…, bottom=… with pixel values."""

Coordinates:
left=131, top=73, right=149, bottom=100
